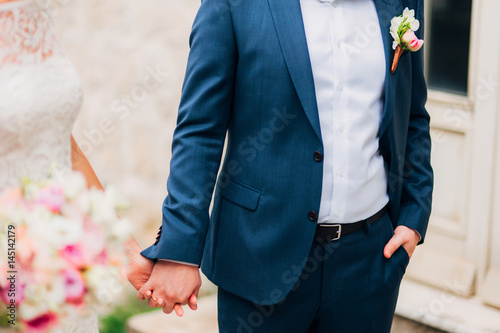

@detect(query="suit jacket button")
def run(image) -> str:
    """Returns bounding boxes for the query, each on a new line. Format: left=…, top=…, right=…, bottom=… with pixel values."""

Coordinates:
left=313, top=151, right=323, bottom=162
left=308, top=211, right=318, bottom=222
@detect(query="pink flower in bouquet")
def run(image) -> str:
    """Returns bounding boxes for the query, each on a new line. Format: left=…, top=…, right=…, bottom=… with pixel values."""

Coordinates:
left=34, top=185, right=65, bottom=214
left=402, top=30, right=424, bottom=51
left=60, top=244, right=88, bottom=269
left=24, top=312, right=58, bottom=333
left=0, top=276, right=26, bottom=305
left=62, top=269, right=86, bottom=304
left=81, top=222, right=108, bottom=263
left=95, top=249, right=108, bottom=265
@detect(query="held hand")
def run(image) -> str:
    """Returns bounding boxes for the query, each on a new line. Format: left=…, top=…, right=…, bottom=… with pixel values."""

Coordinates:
left=383, top=225, right=420, bottom=259
left=124, top=237, right=155, bottom=291
left=125, top=251, right=155, bottom=292
left=138, top=260, right=201, bottom=316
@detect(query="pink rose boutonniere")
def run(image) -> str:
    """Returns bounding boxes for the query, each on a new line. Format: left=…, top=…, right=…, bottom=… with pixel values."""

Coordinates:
left=390, top=7, right=424, bottom=73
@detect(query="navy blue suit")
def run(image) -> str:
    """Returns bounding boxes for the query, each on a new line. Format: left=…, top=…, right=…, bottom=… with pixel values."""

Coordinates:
left=142, top=0, right=432, bottom=329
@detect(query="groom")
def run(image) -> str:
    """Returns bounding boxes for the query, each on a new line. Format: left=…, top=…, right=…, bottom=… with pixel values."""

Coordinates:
left=138, top=0, right=433, bottom=331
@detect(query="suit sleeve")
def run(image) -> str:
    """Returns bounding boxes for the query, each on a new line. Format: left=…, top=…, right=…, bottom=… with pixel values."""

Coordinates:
left=141, top=0, right=237, bottom=265
left=397, top=0, right=434, bottom=244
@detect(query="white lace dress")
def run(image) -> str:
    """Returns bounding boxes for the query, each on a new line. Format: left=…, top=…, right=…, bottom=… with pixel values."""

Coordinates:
left=0, top=0, right=98, bottom=331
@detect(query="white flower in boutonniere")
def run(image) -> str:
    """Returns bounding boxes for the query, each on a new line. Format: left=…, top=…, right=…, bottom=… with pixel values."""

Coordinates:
left=390, top=7, right=424, bottom=73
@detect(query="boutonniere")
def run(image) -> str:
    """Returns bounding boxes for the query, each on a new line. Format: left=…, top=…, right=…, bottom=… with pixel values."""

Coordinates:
left=390, top=8, right=424, bottom=73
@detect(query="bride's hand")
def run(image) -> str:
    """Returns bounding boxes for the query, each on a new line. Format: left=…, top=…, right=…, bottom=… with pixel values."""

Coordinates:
left=124, top=237, right=155, bottom=292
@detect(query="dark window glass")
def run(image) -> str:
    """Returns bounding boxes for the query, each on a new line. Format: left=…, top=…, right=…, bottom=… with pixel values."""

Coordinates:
left=426, top=0, right=472, bottom=95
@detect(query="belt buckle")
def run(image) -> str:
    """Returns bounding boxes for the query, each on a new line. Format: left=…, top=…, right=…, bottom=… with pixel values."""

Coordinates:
left=321, top=224, right=342, bottom=241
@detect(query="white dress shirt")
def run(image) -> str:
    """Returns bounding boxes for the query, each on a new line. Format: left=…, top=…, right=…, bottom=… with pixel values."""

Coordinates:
left=300, top=0, right=390, bottom=224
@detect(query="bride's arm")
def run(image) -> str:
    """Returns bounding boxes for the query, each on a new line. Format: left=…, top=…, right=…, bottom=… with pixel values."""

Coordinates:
left=71, top=135, right=104, bottom=190
left=71, top=135, right=156, bottom=292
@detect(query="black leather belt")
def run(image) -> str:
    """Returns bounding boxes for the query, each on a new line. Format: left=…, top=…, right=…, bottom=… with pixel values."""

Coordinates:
left=314, top=204, right=388, bottom=243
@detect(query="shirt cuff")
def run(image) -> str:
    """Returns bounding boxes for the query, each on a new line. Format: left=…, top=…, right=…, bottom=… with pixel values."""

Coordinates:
left=157, top=259, right=199, bottom=267
left=410, top=227, right=422, bottom=242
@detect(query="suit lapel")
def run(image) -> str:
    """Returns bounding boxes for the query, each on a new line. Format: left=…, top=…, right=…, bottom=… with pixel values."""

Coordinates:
left=374, top=0, right=404, bottom=137
left=267, top=0, right=403, bottom=140
left=267, top=0, right=322, bottom=141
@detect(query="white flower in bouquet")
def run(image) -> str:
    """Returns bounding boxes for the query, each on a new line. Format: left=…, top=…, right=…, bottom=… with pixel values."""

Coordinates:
left=84, top=265, right=124, bottom=308
left=57, top=171, right=87, bottom=200
left=109, top=217, right=133, bottom=244
left=41, top=215, right=85, bottom=250
left=103, top=185, right=130, bottom=212
left=21, top=277, right=65, bottom=319
left=87, top=188, right=120, bottom=225
left=16, top=278, right=63, bottom=333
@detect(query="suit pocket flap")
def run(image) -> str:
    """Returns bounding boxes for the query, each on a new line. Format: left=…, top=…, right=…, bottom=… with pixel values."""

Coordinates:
left=219, top=180, right=261, bottom=211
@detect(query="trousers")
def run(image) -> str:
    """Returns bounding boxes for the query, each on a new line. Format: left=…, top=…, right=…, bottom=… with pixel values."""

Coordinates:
left=217, top=213, right=409, bottom=333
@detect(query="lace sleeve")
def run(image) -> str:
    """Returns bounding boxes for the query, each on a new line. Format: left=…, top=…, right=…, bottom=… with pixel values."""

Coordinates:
left=0, top=0, right=60, bottom=66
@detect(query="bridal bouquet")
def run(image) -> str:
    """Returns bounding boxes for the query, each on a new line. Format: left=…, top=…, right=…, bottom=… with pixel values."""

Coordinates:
left=0, top=169, right=132, bottom=332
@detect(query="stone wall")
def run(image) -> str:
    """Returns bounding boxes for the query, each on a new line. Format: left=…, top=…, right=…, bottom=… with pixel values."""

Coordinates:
left=52, top=0, right=201, bottom=246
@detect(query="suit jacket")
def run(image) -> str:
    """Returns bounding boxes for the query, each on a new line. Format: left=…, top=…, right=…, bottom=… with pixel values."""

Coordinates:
left=142, top=0, right=433, bottom=305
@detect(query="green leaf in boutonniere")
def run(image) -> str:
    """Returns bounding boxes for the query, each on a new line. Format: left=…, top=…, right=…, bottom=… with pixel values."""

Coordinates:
left=390, top=7, right=424, bottom=73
